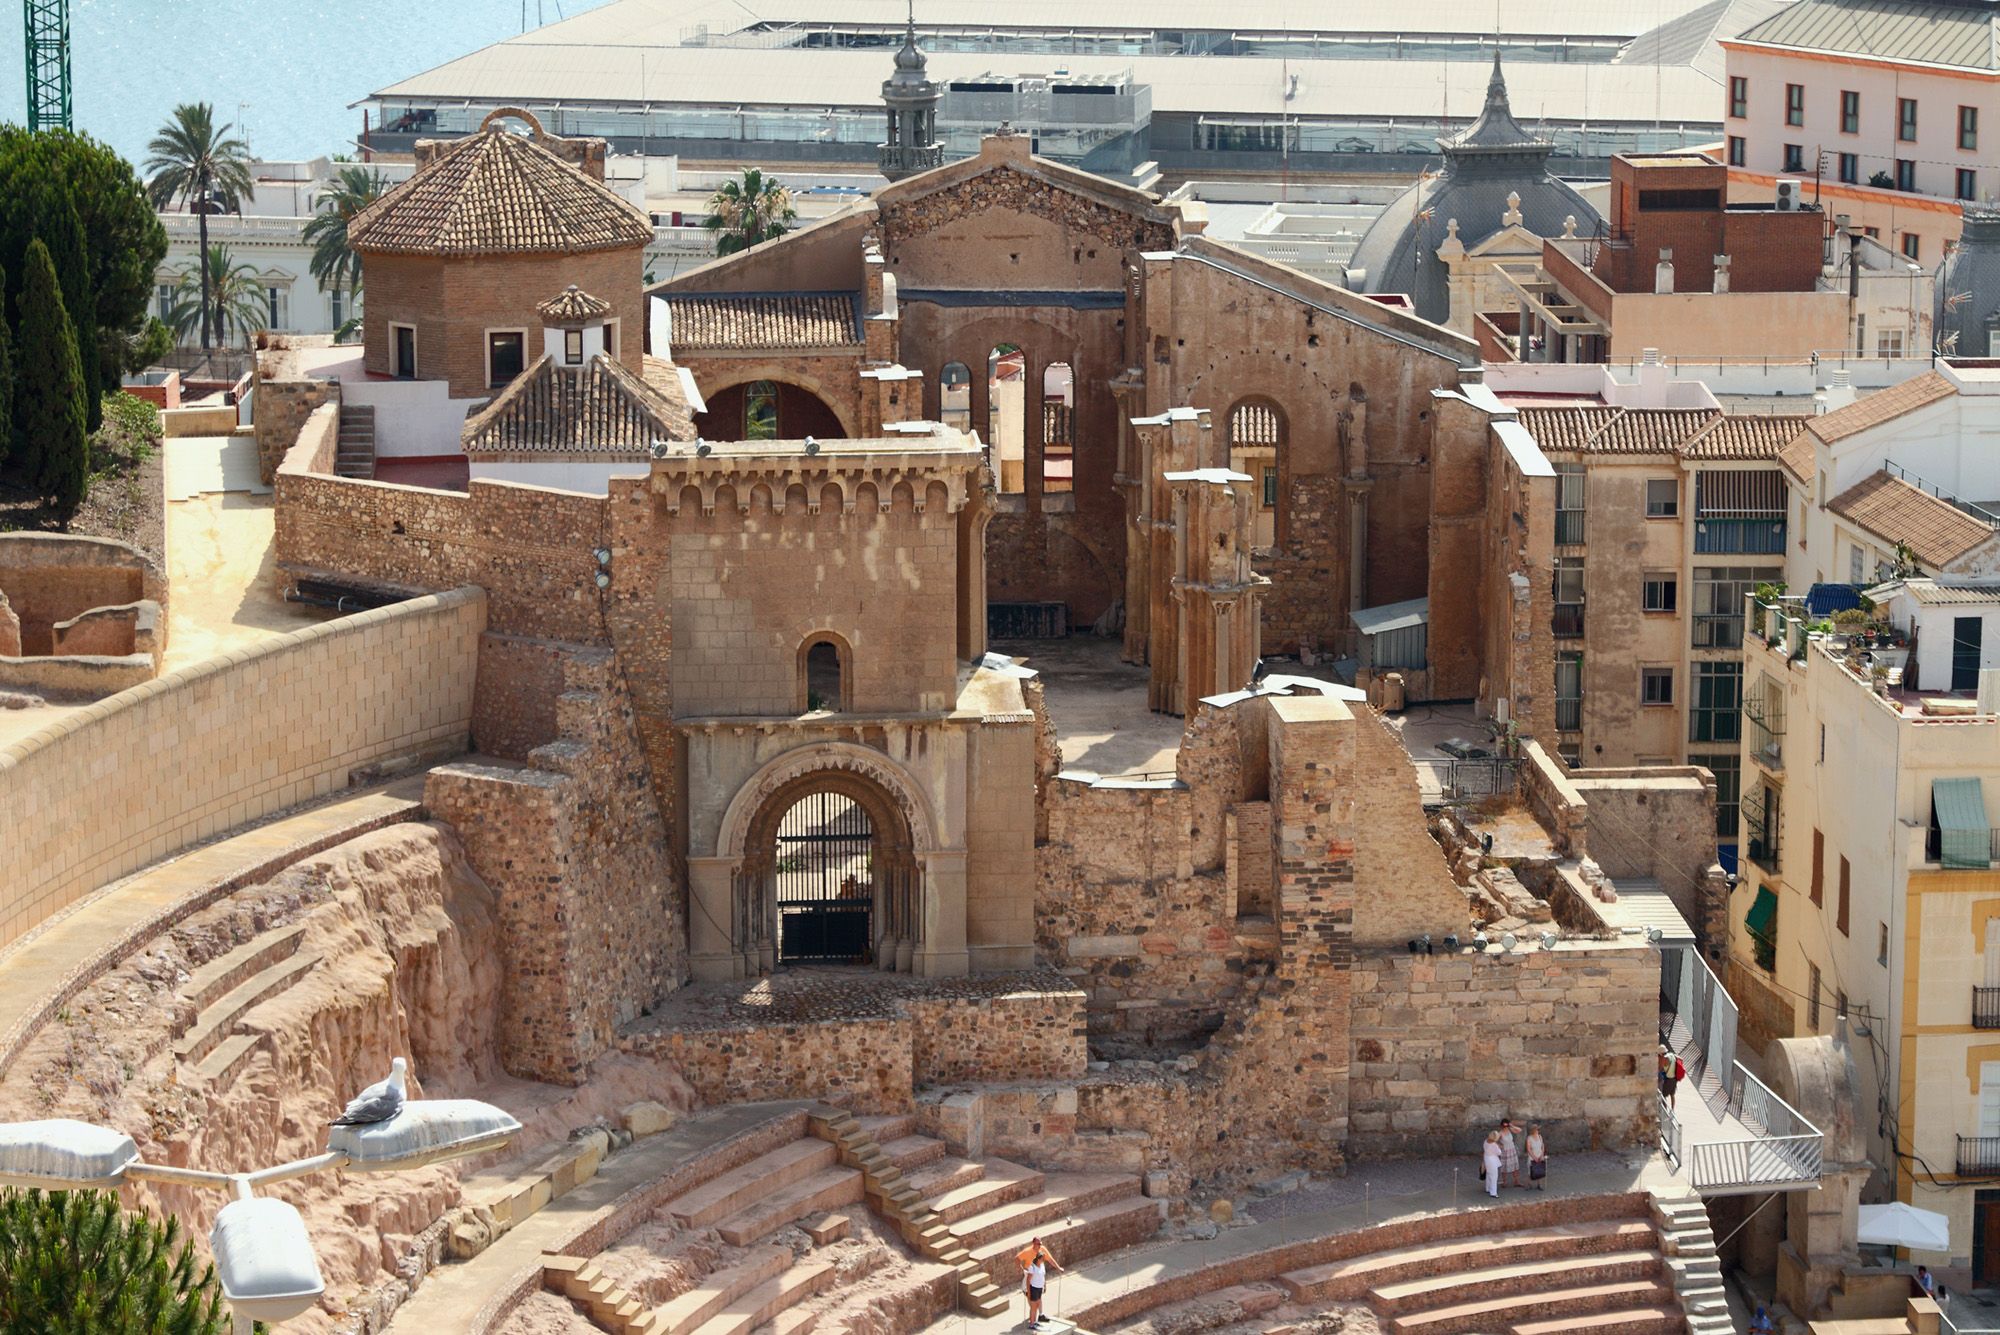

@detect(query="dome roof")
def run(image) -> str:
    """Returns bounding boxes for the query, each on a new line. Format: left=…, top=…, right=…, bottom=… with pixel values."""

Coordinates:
left=1348, top=54, right=1602, bottom=325
left=1938, top=206, right=2000, bottom=358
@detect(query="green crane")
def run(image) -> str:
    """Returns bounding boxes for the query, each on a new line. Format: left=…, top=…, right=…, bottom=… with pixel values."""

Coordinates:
left=24, top=0, right=70, bottom=131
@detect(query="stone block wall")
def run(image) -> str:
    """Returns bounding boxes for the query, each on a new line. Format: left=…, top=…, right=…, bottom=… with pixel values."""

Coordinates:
left=1520, top=740, right=1589, bottom=858
left=253, top=371, right=338, bottom=485
left=274, top=408, right=611, bottom=642
left=0, top=532, right=165, bottom=656
left=908, top=989, right=1087, bottom=1086
left=0, top=586, right=485, bottom=948
left=1346, top=943, right=1660, bottom=1157
left=427, top=643, right=683, bottom=1084
left=1571, top=767, right=1722, bottom=949
left=469, top=632, right=570, bottom=760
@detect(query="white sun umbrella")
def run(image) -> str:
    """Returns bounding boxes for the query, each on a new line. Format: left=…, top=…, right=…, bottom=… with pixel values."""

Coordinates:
left=1857, top=1201, right=1951, bottom=1251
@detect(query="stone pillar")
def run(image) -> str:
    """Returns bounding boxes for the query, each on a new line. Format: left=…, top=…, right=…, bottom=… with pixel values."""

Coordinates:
left=915, top=849, right=970, bottom=977
left=687, top=855, right=744, bottom=980
left=1345, top=480, right=1372, bottom=615
left=1161, top=465, right=1269, bottom=715
left=957, top=494, right=992, bottom=661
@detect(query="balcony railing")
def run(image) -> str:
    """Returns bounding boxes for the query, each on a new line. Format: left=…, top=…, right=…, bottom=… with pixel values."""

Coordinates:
left=1742, top=796, right=1779, bottom=872
left=1553, top=603, right=1585, bottom=639
left=1693, top=614, right=1743, bottom=650
left=1556, top=697, right=1582, bottom=732
left=1687, top=1061, right=1823, bottom=1193
left=1745, top=696, right=1784, bottom=770
left=1925, top=824, right=2000, bottom=868
left=1976, top=987, right=2000, bottom=1030
left=1694, top=516, right=1786, bottom=554
left=1960, top=1135, right=2000, bottom=1177
left=1556, top=510, right=1587, bottom=546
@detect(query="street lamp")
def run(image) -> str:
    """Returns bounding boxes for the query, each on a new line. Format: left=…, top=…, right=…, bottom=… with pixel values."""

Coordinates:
left=0, top=1064, right=519, bottom=1332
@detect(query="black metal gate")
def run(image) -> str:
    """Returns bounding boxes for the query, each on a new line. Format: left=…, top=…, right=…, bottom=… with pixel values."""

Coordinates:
left=774, top=792, right=874, bottom=963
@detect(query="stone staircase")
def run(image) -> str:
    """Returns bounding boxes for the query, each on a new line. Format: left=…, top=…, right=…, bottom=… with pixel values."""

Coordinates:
left=168, top=923, right=321, bottom=1087
left=335, top=404, right=376, bottom=480
left=809, top=1106, right=1161, bottom=1322
left=1649, top=1193, right=1731, bottom=1335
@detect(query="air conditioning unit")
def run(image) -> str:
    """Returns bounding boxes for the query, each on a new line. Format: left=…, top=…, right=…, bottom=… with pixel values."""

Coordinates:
left=1775, top=179, right=1804, bottom=212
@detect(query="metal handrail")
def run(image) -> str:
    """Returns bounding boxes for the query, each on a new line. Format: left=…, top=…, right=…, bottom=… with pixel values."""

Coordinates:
left=1659, top=1093, right=1683, bottom=1167
left=1976, top=987, right=2000, bottom=1031
left=1686, top=1060, right=1824, bottom=1191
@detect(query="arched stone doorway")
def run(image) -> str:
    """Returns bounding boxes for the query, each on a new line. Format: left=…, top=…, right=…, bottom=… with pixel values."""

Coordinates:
left=700, top=743, right=943, bottom=978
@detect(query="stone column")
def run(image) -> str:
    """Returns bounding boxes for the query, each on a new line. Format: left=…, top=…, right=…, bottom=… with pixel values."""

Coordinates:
left=914, top=848, right=969, bottom=978
left=688, top=855, right=745, bottom=981
left=1346, top=480, right=1372, bottom=615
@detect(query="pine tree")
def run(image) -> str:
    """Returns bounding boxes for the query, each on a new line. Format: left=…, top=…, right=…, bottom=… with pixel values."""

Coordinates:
left=0, top=1188, right=231, bottom=1334
left=36, top=191, right=99, bottom=432
left=15, top=239, right=87, bottom=514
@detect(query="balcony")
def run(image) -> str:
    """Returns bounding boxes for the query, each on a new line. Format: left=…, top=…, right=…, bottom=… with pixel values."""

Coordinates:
left=1693, top=615, right=1743, bottom=650
left=1556, top=510, right=1587, bottom=546
left=1925, top=824, right=2000, bottom=868
left=1977, top=987, right=2000, bottom=1030
left=1742, top=792, right=1780, bottom=872
left=1694, top=516, right=1786, bottom=555
left=1960, top=1135, right=2000, bottom=1177
left=1745, top=696, right=1784, bottom=770
left=1553, top=603, right=1585, bottom=639
left=1556, top=697, right=1583, bottom=732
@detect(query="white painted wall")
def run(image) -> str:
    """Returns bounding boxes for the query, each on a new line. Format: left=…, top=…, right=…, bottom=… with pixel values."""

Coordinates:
left=341, top=378, right=479, bottom=458
left=469, top=459, right=651, bottom=493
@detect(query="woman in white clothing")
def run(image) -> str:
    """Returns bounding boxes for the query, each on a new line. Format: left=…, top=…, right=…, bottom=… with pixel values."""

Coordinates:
left=1481, top=1130, right=1503, bottom=1198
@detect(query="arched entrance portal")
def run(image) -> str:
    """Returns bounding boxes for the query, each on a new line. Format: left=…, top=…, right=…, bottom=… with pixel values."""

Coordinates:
left=736, top=767, right=925, bottom=971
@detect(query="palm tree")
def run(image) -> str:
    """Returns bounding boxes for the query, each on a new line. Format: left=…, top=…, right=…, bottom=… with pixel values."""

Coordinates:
left=163, top=245, right=267, bottom=350
left=141, top=103, right=253, bottom=351
left=702, top=169, right=796, bottom=257
left=0, top=1188, right=231, bottom=1333
left=302, top=164, right=387, bottom=320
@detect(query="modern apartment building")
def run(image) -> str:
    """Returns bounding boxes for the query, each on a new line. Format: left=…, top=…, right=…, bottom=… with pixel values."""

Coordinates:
left=1491, top=360, right=1805, bottom=841
left=1721, top=0, right=1997, bottom=268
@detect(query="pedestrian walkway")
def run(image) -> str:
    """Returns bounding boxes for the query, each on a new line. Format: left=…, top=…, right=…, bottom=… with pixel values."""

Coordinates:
left=931, top=1153, right=1683, bottom=1335
left=0, top=773, right=427, bottom=1079
left=388, top=1101, right=812, bottom=1331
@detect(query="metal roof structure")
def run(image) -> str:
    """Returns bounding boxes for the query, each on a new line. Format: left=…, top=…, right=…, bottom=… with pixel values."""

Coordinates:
left=1731, top=0, right=2000, bottom=69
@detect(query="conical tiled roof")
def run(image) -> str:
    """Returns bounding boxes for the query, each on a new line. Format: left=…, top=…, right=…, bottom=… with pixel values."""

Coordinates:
left=350, top=126, right=653, bottom=258
left=537, top=285, right=614, bottom=323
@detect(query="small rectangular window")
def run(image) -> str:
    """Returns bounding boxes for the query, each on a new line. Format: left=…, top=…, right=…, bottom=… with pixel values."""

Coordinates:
left=1262, top=467, right=1278, bottom=508
left=1784, top=143, right=1805, bottom=173
left=563, top=328, right=583, bottom=365
left=1642, top=667, right=1675, bottom=706
left=1879, top=329, right=1905, bottom=357
left=1838, top=856, right=1851, bottom=936
left=1838, top=153, right=1858, bottom=184
left=487, top=330, right=525, bottom=386
left=1842, top=90, right=1860, bottom=134
left=1808, top=963, right=1822, bottom=1029
left=1786, top=83, right=1805, bottom=126
left=1879, top=921, right=1890, bottom=966
left=1901, top=233, right=1921, bottom=261
left=1730, top=76, right=1748, bottom=119
left=1896, top=158, right=1916, bottom=192
left=1850, top=544, right=1865, bottom=583
left=1645, top=477, right=1679, bottom=518
left=1900, top=97, right=1919, bottom=142
left=1642, top=575, right=1678, bottom=613
left=1728, top=136, right=1746, bottom=167
left=1962, top=105, right=1979, bottom=151
left=1960, top=169, right=1979, bottom=202
left=1837, top=988, right=1848, bottom=1022
left=1811, top=828, right=1824, bottom=906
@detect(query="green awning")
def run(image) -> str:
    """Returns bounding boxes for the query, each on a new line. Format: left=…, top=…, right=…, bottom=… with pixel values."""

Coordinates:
left=1745, top=886, right=1778, bottom=941
left=1935, top=778, right=1992, bottom=870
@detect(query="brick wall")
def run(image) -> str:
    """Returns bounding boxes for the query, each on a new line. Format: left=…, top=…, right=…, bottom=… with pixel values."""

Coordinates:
left=0, top=587, right=485, bottom=948
left=361, top=248, right=645, bottom=399
left=0, top=533, right=164, bottom=656
left=1347, top=944, right=1660, bottom=1157
left=274, top=405, right=611, bottom=643
left=426, top=643, right=683, bottom=1084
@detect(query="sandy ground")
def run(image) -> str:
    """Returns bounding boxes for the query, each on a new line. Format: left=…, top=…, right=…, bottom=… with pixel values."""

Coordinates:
left=995, top=636, right=1185, bottom=779
left=162, top=490, right=331, bottom=672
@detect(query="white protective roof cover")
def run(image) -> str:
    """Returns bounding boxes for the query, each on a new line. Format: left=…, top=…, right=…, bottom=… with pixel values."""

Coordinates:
left=0, top=1118, right=138, bottom=1188
left=1351, top=597, right=1431, bottom=636
left=328, top=1098, right=523, bottom=1172
left=212, top=1197, right=326, bottom=1322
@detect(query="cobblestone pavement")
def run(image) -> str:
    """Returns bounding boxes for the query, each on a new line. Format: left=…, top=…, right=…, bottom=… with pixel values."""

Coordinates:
left=625, top=965, right=1082, bottom=1033
left=1215, top=1149, right=1649, bottom=1224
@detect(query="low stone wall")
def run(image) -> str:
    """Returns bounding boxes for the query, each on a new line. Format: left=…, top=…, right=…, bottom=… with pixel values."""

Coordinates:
left=0, top=586, right=486, bottom=948
left=1347, top=942, right=1658, bottom=1158
left=909, top=989, right=1088, bottom=1085
left=161, top=403, right=240, bottom=438
left=0, top=649, right=155, bottom=699
left=1519, top=740, right=1588, bottom=858
left=50, top=599, right=154, bottom=660
left=274, top=403, right=610, bottom=642
left=0, top=532, right=165, bottom=656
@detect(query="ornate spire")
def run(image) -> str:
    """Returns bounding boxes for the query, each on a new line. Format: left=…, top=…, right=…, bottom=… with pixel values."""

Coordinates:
left=880, top=2, right=943, bottom=181
left=1438, top=50, right=1549, bottom=163
left=894, top=0, right=925, bottom=73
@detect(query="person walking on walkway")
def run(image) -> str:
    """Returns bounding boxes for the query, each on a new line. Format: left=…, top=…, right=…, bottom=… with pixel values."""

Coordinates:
left=1482, top=1130, right=1503, bottom=1199
left=1499, top=1118, right=1522, bottom=1188
left=1018, top=1236, right=1062, bottom=1326
left=1660, top=1045, right=1686, bottom=1107
left=1525, top=1123, right=1548, bottom=1189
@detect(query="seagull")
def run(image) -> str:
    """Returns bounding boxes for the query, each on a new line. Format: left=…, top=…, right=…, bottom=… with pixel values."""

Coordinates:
left=330, top=1057, right=408, bottom=1127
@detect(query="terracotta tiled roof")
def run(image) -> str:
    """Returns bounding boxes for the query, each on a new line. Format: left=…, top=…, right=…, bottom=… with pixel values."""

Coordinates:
left=1517, top=405, right=1715, bottom=455
left=461, top=353, right=693, bottom=457
left=1806, top=372, right=1956, bottom=443
left=665, top=292, right=862, bottom=351
left=537, top=285, right=613, bottom=322
left=1683, top=414, right=1811, bottom=460
left=1777, top=429, right=1817, bottom=482
left=349, top=128, right=653, bottom=257
left=1512, top=405, right=1623, bottom=452
left=1827, top=470, right=1997, bottom=569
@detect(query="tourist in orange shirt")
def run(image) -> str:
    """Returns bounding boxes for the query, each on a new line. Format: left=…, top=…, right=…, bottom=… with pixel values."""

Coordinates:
left=1017, top=1236, right=1062, bottom=1326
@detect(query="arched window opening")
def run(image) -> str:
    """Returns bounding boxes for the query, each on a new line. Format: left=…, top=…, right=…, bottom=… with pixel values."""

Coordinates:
left=745, top=380, right=779, bottom=440
left=1228, top=400, right=1285, bottom=549
left=1041, top=361, right=1074, bottom=494
left=940, top=361, right=972, bottom=432
left=987, top=344, right=1025, bottom=493
left=805, top=639, right=843, bottom=713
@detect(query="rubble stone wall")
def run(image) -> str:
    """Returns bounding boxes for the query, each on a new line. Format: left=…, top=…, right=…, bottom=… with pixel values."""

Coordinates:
left=0, top=586, right=484, bottom=950
left=0, top=532, right=164, bottom=655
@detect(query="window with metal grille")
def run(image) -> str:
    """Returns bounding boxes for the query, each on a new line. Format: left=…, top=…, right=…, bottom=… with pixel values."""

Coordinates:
left=1698, top=750, right=1740, bottom=837
left=1555, top=464, right=1587, bottom=545
left=1693, top=567, right=1759, bottom=647
left=1555, top=654, right=1583, bottom=733
left=1809, top=964, right=1822, bottom=1029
